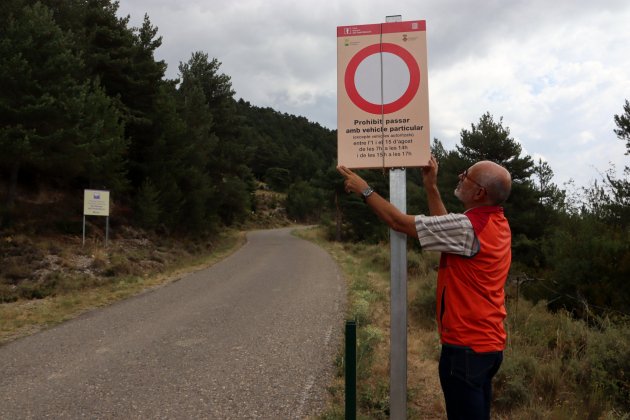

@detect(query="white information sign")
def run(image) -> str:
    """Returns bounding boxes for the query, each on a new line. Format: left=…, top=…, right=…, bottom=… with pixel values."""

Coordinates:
left=83, top=189, right=110, bottom=216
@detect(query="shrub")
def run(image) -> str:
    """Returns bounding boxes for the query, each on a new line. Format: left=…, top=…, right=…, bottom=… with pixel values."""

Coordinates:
left=358, top=378, right=389, bottom=419
left=494, top=351, right=537, bottom=410
left=497, top=296, right=630, bottom=416
left=351, top=297, right=370, bottom=325
left=410, top=280, right=437, bottom=329
left=357, top=325, right=384, bottom=380
left=584, top=321, right=630, bottom=410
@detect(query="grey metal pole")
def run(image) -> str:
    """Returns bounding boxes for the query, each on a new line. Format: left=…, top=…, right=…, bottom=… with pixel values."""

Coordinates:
left=389, top=168, right=407, bottom=420
left=385, top=13, right=407, bottom=420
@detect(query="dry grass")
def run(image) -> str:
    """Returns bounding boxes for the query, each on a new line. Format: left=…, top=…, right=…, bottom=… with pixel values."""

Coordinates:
left=0, top=229, right=246, bottom=345
left=296, top=227, right=446, bottom=419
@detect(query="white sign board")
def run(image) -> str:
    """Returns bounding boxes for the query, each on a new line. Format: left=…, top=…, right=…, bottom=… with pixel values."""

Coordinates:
left=337, top=20, right=430, bottom=169
left=83, top=189, right=110, bottom=216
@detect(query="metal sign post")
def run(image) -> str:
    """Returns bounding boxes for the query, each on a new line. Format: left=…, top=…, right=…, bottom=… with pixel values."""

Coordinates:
left=386, top=14, right=407, bottom=420
left=83, top=189, right=111, bottom=247
left=389, top=167, right=407, bottom=420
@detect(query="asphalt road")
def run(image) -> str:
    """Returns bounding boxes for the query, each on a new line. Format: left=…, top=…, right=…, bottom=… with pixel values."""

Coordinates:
left=0, top=228, right=346, bottom=419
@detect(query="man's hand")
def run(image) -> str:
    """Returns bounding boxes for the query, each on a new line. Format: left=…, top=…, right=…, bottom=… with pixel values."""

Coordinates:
left=421, top=155, right=448, bottom=216
left=337, top=165, right=418, bottom=237
left=337, top=166, right=369, bottom=197
left=421, top=155, right=439, bottom=189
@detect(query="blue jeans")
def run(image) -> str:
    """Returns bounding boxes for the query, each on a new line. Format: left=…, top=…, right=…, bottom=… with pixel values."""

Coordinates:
left=438, top=344, right=503, bottom=420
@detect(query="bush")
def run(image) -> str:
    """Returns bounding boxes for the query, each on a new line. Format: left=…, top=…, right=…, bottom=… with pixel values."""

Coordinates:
left=217, top=176, right=252, bottom=226
left=410, top=280, right=437, bottom=329
left=494, top=351, right=536, bottom=410
left=496, top=297, right=630, bottom=416
left=528, top=214, right=630, bottom=318
left=357, top=325, right=384, bottom=379
left=585, top=321, right=630, bottom=410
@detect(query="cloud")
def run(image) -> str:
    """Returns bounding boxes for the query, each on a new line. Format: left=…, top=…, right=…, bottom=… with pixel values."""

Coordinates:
left=117, top=0, right=630, bottom=187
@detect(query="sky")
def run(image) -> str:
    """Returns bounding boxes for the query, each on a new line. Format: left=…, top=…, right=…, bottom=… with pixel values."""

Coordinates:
left=116, top=0, right=630, bottom=189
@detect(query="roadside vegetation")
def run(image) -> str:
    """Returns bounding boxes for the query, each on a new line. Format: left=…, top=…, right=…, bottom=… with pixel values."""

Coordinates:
left=298, top=227, right=629, bottom=420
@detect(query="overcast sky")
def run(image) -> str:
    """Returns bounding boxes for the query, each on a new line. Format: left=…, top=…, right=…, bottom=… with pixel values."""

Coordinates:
left=116, top=0, right=630, bottom=189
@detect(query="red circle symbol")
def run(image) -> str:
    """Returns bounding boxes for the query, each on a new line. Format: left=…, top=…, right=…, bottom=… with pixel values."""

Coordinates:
left=344, top=43, right=420, bottom=115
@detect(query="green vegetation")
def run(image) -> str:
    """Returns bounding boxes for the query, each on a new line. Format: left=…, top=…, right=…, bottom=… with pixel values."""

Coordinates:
left=3, top=0, right=627, bottom=323
left=497, top=299, right=630, bottom=418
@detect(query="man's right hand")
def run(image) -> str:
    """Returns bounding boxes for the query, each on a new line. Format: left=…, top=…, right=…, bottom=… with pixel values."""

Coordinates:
left=422, top=155, right=439, bottom=189
left=421, top=155, right=448, bottom=216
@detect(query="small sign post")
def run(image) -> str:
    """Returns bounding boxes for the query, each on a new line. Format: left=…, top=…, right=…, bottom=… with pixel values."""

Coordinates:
left=83, top=189, right=110, bottom=247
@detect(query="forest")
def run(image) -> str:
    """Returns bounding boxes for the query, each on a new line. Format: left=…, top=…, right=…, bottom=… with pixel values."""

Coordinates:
left=1, top=0, right=629, bottom=367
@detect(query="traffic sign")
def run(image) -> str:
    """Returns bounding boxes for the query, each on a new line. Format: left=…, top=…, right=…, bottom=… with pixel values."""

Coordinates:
left=337, top=21, right=430, bottom=169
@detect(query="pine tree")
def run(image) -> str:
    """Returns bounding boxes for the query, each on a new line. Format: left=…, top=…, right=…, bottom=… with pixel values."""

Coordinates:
left=453, top=113, right=544, bottom=267
left=614, top=99, right=630, bottom=154
left=0, top=2, right=85, bottom=208
left=456, top=112, right=533, bottom=181
left=77, top=82, right=129, bottom=193
left=177, top=52, right=255, bottom=226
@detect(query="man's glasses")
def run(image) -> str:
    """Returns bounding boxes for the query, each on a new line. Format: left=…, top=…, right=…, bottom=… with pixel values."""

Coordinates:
left=462, top=169, right=486, bottom=191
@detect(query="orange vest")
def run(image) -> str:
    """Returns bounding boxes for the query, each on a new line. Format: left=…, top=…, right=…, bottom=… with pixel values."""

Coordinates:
left=436, top=206, right=511, bottom=352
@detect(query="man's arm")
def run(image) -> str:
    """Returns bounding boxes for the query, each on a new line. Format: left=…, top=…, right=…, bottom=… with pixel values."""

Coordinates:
left=337, top=166, right=417, bottom=238
left=421, top=156, right=448, bottom=216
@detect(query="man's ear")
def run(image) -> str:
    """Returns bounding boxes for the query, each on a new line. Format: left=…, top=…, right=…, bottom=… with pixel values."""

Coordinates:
left=474, top=188, right=488, bottom=202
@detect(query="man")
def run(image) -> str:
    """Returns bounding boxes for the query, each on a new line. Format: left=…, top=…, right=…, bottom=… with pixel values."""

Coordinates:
left=337, top=156, right=512, bottom=420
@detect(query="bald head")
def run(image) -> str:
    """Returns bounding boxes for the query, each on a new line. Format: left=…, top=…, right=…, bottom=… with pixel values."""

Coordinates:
left=470, top=161, right=512, bottom=205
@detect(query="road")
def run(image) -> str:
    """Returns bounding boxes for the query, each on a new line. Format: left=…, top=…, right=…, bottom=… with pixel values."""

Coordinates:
left=0, top=228, right=346, bottom=419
